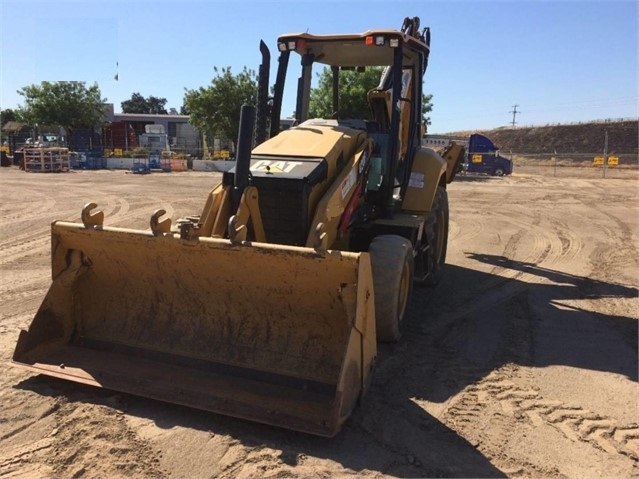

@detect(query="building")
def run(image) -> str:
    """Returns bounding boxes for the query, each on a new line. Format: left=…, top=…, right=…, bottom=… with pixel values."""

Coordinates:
left=101, top=104, right=202, bottom=156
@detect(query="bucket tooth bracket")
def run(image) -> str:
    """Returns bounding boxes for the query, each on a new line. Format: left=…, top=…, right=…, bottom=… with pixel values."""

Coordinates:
left=228, top=215, right=246, bottom=244
left=81, top=202, right=104, bottom=228
left=150, top=209, right=172, bottom=236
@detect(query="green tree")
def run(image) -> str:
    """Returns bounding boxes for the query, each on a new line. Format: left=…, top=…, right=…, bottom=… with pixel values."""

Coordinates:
left=0, top=108, right=20, bottom=127
left=0, top=108, right=21, bottom=145
left=183, top=66, right=257, bottom=145
left=422, top=93, right=433, bottom=127
left=309, top=67, right=382, bottom=119
left=308, top=66, right=433, bottom=125
left=17, top=81, right=107, bottom=148
left=121, top=93, right=168, bottom=114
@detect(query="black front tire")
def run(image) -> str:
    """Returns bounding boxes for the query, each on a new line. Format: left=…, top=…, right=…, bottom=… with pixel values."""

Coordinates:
left=421, top=186, right=449, bottom=286
left=369, top=235, right=414, bottom=342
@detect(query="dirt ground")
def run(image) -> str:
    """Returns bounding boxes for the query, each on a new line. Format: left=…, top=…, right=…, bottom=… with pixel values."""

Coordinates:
left=1, top=166, right=637, bottom=478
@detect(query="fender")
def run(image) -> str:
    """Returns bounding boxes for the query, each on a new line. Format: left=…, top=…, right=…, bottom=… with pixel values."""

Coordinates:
left=401, top=147, right=446, bottom=214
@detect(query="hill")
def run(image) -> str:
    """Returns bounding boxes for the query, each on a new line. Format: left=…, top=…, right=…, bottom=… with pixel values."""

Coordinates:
left=447, top=120, right=638, bottom=155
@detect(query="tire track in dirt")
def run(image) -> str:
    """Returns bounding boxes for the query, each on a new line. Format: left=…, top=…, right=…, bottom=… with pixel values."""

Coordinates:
left=448, top=215, right=483, bottom=244
left=107, top=195, right=175, bottom=229
left=408, top=207, right=555, bottom=337
left=479, top=204, right=586, bottom=286
left=0, top=192, right=178, bottom=269
left=0, top=189, right=122, bottom=268
left=548, top=216, right=584, bottom=261
left=586, top=200, right=638, bottom=284
left=0, top=236, right=51, bottom=269
left=493, top=209, right=560, bottom=268
left=360, top=335, right=564, bottom=478
left=42, top=398, right=165, bottom=478
left=0, top=386, right=167, bottom=479
left=440, top=379, right=564, bottom=479
left=434, top=285, right=638, bottom=469
left=461, top=366, right=639, bottom=460
left=0, top=290, right=47, bottom=321
left=575, top=182, right=637, bottom=242
left=0, top=438, right=55, bottom=478
left=0, top=190, right=55, bottom=231
left=448, top=217, right=462, bottom=242
left=0, top=370, right=59, bottom=477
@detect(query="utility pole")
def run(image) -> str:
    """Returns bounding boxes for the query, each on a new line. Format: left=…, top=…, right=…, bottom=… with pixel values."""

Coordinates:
left=509, top=104, right=520, bottom=128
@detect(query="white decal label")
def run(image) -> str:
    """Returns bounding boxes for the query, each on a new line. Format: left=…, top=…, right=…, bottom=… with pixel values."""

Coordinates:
left=408, top=172, right=424, bottom=188
left=396, top=70, right=412, bottom=111
left=342, top=169, right=358, bottom=199
left=251, top=159, right=303, bottom=173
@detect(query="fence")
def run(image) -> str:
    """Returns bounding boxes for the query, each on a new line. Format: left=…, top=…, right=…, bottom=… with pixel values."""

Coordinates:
left=70, top=149, right=105, bottom=170
left=509, top=152, right=638, bottom=179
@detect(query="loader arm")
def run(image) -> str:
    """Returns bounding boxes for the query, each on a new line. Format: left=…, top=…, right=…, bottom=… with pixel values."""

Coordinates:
left=305, top=140, right=372, bottom=250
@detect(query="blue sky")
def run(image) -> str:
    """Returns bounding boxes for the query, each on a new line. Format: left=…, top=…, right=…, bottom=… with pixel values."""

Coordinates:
left=1, top=0, right=637, bottom=133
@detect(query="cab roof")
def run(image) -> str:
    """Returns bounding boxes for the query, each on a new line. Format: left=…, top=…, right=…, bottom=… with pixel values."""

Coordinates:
left=277, top=29, right=429, bottom=67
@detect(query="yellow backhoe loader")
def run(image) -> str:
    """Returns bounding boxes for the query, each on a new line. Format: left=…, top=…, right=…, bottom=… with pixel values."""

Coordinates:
left=11, top=17, right=465, bottom=437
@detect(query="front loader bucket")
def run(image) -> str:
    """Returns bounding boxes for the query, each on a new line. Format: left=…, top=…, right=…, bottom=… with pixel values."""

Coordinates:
left=12, top=221, right=376, bottom=437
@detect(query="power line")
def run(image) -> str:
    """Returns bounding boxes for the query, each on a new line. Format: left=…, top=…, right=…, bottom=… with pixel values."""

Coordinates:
left=523, top=98, right=637, bottom=114
left=509, top=104, right=520, bottom=128
left=525, top=96, right=637, bottom=109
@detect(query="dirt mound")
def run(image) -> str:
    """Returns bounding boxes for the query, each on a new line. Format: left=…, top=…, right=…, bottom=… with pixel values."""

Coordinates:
left=446, top=120, right=638, bottom=155
left=479, top=120, right=638, bottom=155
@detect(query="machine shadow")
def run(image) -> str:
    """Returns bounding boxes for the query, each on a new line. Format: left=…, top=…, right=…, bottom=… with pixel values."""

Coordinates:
left=16, top=373, right=505, bottom=478
left=405, top=256, right=638, bottom=405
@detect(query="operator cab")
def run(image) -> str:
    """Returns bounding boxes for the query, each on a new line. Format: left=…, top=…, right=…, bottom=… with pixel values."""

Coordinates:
left=259, top=19, right=431, bottom=218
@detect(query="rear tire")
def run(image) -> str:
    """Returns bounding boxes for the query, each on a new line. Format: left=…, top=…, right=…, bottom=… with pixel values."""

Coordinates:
left=369, top=235, right=414, bottom=342
left=422, top=186, right=449, bottom=286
